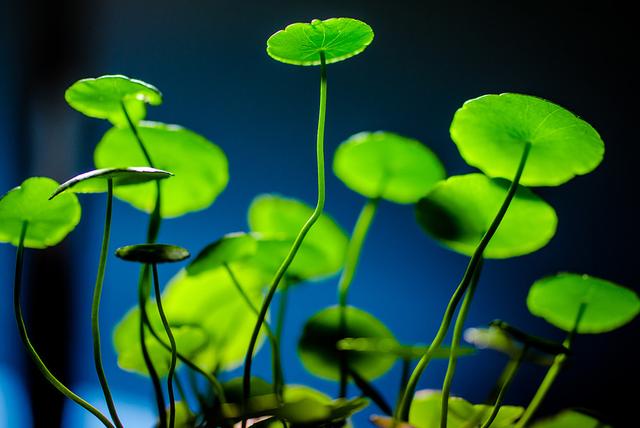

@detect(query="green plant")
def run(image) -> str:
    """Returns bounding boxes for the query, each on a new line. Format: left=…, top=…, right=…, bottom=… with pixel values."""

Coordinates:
left=1, top=16, right=637, bottom=428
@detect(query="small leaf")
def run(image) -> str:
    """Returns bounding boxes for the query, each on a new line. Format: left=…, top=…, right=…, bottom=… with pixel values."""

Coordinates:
left=113, top=309, right=209, bottom=377
left=337, top=338, right=475, bottom=360
left=527, top=273, right=640, bottom=334
left=333, top=131, right=446, bottom=204
left=298, top=305, right=397, bottom=381
left=415, top=174, right=557, bottom=259
left=488, top=320, right=568, bottom=356
left=464, top=326, right=555, bottom=366
left=115, top=244, right=190, bottom=264
left=95, top=121, right=228, bottom=218
left=222, top=377, right=274, bottom=404
left=408, top=390, right=523, bottom=428
left=50, top=167, right=172, bottom=199
left=65, top=75, right=162, bottom=127
left=186, top=232, right=258, bottom=276
left=248, top=194, right=348, bottom=281
left=0, top=177, right=81, bottom=249
left=450, top=93, right=604, bottom=186
left=267, top=18, right=374, bottom=66
left=530, top=410, right=611, bottom=428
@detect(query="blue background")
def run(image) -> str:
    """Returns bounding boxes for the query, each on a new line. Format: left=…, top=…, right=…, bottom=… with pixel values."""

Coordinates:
left=1, top=1, right=637, bottom=427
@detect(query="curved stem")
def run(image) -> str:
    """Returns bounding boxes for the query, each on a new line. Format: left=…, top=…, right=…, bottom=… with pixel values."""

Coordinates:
left=13, top=222, right=115, bottom=428
left=275, top=279, right=288, bottom=342
left=396, top=142, right=531, bottom=422
left=478, top=346, right=526, bottom=428
left=440, top=260, right=483, bottom=428
left=153, top=264, right=178, bottom=428
left=91, top=179, right=124, bottom=427
left=241, top=52, right=328, bottom=428
left=338, top=197, right=379, bottom=396
left=139, top=266, right=167, bottom=428
left=223, top=263, right=284, bottom=401
left=515, top=303, right=586, bottom=428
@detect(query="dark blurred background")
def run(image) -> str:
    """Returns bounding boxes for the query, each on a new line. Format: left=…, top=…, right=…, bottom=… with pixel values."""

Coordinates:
left=0, top=1, right=637, bottom=427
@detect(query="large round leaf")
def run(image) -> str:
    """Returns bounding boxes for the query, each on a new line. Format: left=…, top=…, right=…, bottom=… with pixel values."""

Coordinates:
left=95, top=121, right=228, bottom=218
left=408, top=390, right=523, bottom=428
left=50, top=167, right=172, bottom=198
left=145, top=268, right=266, bottom=372
left=531, top=410, right=611, bottom=428
left=450, top=93, right=604, bottom=186
left=267, top=18, right=374, bottom=66
left=248, top=194, right=348, bottom=281
left=527, top=273, right=640, bottom=334
left=333, top=131, right=446, bottom=204
left=415, top=174, right=557, bottom=258
left=65, top=75, right=162, bottom=127
left=298, top=305, right=396, bottom=381
left=0, top=177, right=81, bottom=249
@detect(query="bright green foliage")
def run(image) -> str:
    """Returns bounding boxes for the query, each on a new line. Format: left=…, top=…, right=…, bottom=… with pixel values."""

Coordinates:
left=450, top=93, right=604, bottom=186
left=222, top=377, right=274, bottom=403
left=267, top=18, right=374, bottom=66
left=114, top=268, right=266, bottom=375
left=530, top=410, right=611, bottom=428
left=95, top=121, right=228, bottom=218
left=115, top=244, right=190, bottom=264
left=186, top=232, right=258, bottom=276
left=333, top=131, right=446, bottom=204
left=527, top=273, right=640, bottom=333
left=113, top=308, right=208, bottom=376
left=248, top=194, right=348, bottom=281
left=408, top=390, right=523, bottom=428
left=65, top=75, right=162, bottom=127
left=415, top=174, right=557, bottom=258
left=50, top=167, right=172, bottom=198
left=0, top=177, right=81, bottom=249
left=298, top=305, right=397, bottom=381
left=337, top=337, right=475, bottom=360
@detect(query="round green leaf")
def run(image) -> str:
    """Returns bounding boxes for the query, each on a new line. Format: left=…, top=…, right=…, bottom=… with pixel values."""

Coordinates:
left=65, top=75, right=162, bottom=127
left=115, top=244, right=190, bottom=264
left=186, top=232, right=258, bottom=276
left=94, top=121, right=228, bottom=218
left=248, top=194, right=348, bottom=281
left=408, top=390, right=523, bottom=428
left=50, top=167, right=172, bottom=199
left=527, top=273, right=640, bottom=334
left=531, top=410, right=611, bottom=428
left=267, top=18, right=374, bottom=66
left=298, top=305, right=397, bottom=381
left=415, top=174, right=557, bottom=258
left=113, top=308, right=209, bottom=377
left=333, top=131, right=446, bottom=204
left=0, top=177, right=81, bottom=249
left=337, top=338, right=474, bottom=360
left=450, top=93, right=604, bottom=186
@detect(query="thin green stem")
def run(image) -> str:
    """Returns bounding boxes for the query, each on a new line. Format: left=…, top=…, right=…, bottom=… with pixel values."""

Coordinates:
left=275, top=279, right=288, bottom=342
left=440, top=260, right=483, bottom=428
left=478, top=347, right=526, bottom=428
left=13, top=222, right=115, bottom=428
left=241, top=52, right=328, bottom=428
left=338, top=198, right=379, bottom=396
left=396, top=142, right=531, bottom=422
left=515, top=304, right=586, bottom=428
left=91, top=179, right=123, bottom=427
left=139, top=266, right=167, bottom=428
left=223, top=263, right=284, bottom=401
left=486, top=359, right=518, bottom=404
left=123, top=100, right=167, bottom=425
left=153, top=264, right=178, bottom=428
